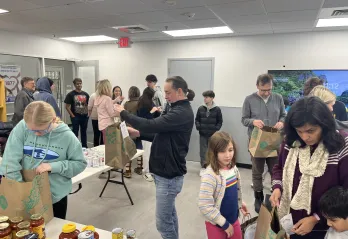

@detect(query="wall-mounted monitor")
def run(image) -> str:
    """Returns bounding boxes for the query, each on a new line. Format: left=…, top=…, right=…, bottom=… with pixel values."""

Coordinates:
left=268, top=70, right=348, bottom=107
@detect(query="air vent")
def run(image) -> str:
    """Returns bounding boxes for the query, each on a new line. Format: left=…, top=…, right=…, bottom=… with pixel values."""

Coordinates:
left=332, top=9, right=348, bottom=16
left=112, top=25, right=149, bottom=34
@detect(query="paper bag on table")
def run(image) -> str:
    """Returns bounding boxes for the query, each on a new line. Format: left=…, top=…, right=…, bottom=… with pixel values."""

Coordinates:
left=105, top=122, right=137, bottom=169
left=249, top=126, right=282, bottom=158
left=0, top=170, right=53, bottom=223
left=255, top=204, right=288, bottom=239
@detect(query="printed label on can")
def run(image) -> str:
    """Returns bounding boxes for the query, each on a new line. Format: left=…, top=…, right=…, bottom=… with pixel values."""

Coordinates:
left=78, top=231, right=94, bottom=239
left=32, top=224, right=45, bottom=239
left=112, top=228, right=123, bottom=239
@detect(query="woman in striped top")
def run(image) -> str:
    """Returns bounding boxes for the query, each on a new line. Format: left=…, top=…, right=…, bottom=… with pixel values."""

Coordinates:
left=270, top=97, right=348, bottom=239
left=198, top=131, right=248, bottom=239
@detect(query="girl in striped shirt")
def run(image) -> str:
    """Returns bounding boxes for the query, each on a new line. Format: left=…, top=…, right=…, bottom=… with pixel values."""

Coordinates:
left=199, top=131, right=248, bottom=239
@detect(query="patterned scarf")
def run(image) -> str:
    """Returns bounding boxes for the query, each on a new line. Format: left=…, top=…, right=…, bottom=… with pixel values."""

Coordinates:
left=278, top=141, right=329, bottom=219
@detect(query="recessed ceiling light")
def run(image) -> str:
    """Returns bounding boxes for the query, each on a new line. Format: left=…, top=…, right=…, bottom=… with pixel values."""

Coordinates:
left=163, top=26, right=233, bottom=37
left=0, top=9, right=9, bottom=14
left=316, top=18, right=348, bottom=27
left=60, top=35, right=117, bottom=43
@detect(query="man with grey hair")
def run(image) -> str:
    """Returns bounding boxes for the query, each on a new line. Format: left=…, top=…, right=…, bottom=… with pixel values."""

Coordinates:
left=241, top=73, right=286, bottom=213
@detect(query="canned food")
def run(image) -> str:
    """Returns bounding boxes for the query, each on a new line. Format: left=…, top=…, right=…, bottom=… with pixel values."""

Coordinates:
left=25, top=233, right=39, bottom=239
left=112, top=228, right=123, bottom=239
left=126, top=229, right=136, bottom=239
left=78, top=231, right=94, bottom=239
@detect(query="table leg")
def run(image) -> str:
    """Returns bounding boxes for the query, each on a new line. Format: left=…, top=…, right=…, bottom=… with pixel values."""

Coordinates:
left=99, top=170, right=111, bottom=197
left=121, top=169, right=134, bottom=205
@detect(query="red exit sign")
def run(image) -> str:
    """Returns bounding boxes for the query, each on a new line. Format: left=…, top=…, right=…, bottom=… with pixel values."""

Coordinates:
left=118, top=37, right=131, bottom=48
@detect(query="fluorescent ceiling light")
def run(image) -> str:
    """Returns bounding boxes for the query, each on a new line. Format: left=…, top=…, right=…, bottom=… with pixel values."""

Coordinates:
left=163, top=26, right=233, bottom=37
left=0, top=9, right=9, bottom=14
left=316, top=18, right=348, bottom=27
left=60, top=35, right=117, bottom=43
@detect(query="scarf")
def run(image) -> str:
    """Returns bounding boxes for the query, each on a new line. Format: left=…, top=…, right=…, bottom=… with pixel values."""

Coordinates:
left=23, top=88, right=34, bottom=100
left=278, top=141, right=329, bottom=219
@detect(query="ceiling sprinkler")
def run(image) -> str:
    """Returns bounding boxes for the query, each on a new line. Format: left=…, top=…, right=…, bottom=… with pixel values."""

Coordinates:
left=181, top=12, right=196, bottom=19
left=163, top=0, right=177, bottom=6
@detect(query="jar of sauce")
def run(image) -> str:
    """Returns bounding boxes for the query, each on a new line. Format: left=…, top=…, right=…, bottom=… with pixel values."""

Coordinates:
left=10, top=216, right=23, bottom=238
left=0, top=217, right=9, bottom=224
left=18, top=221, right=31, bottom=232
left=81, top=226, right=99, bottom=239
left=0, top=223, right=12, bottom=239
left=16, top=230, right=30, bottom=239
left=59, top=223, right=80, bottom=239
left=30, top=215, right=45, bottom=239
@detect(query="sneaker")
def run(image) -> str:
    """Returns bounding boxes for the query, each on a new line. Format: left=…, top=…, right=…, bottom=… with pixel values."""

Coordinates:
left=143, top=173, right=154, bottom=182
left=124, top=171, right=132, bottom=178
left=199, top=168, right=206, bottom=177
left=134, top=167, right=143, bottom=175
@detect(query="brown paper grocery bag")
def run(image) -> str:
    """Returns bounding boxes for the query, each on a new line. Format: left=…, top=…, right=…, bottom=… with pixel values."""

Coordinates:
left=249, top=126, right=282, bottom=158
left=254, top=204, right=288, bottom=239
left=105, top=123, right=137, bottom=169
left=0, top=171, right=53, bottom=223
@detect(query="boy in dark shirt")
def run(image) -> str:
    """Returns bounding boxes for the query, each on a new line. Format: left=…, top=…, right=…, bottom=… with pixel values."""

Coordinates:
left=64, top=78, right=89, bottom=148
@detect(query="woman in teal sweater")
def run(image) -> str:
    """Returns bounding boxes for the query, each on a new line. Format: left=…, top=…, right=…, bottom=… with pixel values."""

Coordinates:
left=0, top=101, right=87, bottom=219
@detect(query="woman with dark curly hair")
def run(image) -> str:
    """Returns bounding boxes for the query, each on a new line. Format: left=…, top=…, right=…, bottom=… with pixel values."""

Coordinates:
left=270, top=97, right=348, bottom=239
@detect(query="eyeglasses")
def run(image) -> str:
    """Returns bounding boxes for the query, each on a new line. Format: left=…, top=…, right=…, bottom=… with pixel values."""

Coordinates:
left=260, top=89, right=272, bottom=93
left=27, top=122, right=52, bottom=134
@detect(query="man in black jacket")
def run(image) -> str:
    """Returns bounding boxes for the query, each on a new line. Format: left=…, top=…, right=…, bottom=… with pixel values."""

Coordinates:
left=115, top=76, right=194, bottom=239
left=195, top=90, right=223, bottom=175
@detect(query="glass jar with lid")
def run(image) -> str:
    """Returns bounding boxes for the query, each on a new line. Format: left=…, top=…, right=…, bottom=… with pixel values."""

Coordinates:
left=0, top=222, right=12, bottom=239
left=59, top=223, right=80, bottom=239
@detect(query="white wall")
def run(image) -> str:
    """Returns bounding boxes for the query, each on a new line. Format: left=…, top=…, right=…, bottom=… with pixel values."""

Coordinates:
left=0, top=30, right=82, bottom=60
left=82, top=30, right=348, bottom=107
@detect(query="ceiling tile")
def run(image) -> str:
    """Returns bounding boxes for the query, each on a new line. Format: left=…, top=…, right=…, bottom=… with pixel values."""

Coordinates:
left=25, top=0, right=80, bottom=7
left=273, top=28, right=313, bottom=33
left=231, top=23, right=272, bottom=33
left=208, top=1, right=266, bottom=17
left=145, top=22, right=189, bottom=31
left=203, top=0, right=252, bottom=5
left=323, top=0, right=348, bottom=8
left=118, top=11, right=176, bottom=25
left=19, top=2, right=100, bottom=21
left=140, top=0, right=204, bottom=10
left=0, top=12, right=45, bottom=24
left=182, top=18, right=224, bottom=28
left=267, top=10, right=319, bottom=23
left=0, top=0, right=41, bottom=11
left=263, top=0, right=323, bottom=13
left=224, top=14, right=270, bottom=26
left=164, top=6, right=217, bottom=21
left=271, top=21, right=316, bottom=30
left=86, top=0, right=156, bottom=15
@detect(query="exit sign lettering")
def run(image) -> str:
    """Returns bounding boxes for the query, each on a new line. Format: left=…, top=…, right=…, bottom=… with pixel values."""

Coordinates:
left=118, top=37, right=131, bottom=48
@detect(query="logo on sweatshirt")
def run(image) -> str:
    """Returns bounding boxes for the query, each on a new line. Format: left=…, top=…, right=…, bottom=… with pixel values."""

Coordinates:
left=23, top=145, right=60, bottom=160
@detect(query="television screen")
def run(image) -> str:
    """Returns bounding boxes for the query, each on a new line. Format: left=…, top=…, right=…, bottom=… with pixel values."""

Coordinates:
left=268, top=70, right=348, bottom=107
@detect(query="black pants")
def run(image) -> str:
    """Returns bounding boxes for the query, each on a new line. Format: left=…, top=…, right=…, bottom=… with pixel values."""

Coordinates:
left=199, top=135, right=209, bottom=168
left=92, top=119, right=103, bottom=147
left=71, top=116, right=88, bottom=148
left=53, top=196, right=68, bottom=219
left=290, top=231, right=326, bottom=239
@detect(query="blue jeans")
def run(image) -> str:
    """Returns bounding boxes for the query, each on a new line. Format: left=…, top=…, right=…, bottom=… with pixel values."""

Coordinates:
left=153, top=174, right=184, bottom=239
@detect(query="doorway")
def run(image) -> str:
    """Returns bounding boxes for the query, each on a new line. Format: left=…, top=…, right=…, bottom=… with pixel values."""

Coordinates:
left=168, top=58, right=214, bottom=162
left=45, top=66, right=64, bottom=119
